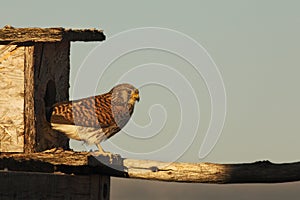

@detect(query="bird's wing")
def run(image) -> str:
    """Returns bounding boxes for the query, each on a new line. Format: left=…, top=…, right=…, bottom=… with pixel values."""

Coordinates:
left=50, top=93, right=116, bottom=128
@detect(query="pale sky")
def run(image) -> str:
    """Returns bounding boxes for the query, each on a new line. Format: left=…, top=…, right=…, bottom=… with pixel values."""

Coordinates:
left=1, top=1, right=300, bottom=199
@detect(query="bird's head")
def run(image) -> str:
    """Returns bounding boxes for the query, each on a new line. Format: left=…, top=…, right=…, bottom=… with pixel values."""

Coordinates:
left=110, top=83, right=140, bottom=106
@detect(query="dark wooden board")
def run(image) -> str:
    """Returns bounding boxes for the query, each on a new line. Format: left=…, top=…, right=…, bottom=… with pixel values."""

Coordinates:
left=0, top=171, right=109, bottom=200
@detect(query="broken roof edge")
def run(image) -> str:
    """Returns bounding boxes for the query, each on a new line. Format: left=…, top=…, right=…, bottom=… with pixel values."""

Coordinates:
left=0, top=25, right=106, bottom=43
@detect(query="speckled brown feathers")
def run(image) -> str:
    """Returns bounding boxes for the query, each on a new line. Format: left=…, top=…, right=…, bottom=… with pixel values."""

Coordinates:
left=51, top=93, right=115, bottom=128
left=48, top=83, right=140, bottom=151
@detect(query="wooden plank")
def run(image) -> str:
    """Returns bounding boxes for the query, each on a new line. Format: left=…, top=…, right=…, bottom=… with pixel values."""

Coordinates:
left=1, top=151, right=300, bottom=184
left=0, top=26, right=105, bottom=43
left=0, top=45, right=25, bottom=152
left=0, top=151, right=124, bottom=176
left=33, top=42, right=70, bottom=152
left=0, top=26, right=63, bottom=43
left=64, top=28, right=106, bottom=41
left=0, top=171, right=109, bottom=200
left=24, top=45, right=36, bottom=153
left=121, top=159, right=300, bottom=183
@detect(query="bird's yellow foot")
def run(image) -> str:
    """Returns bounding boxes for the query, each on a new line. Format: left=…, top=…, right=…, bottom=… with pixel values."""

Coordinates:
left=91, top=144, right=118, bottom=163
left=91, top=150, right=113, bottom=157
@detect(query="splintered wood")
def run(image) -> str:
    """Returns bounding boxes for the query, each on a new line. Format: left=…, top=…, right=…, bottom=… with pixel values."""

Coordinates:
left=0, top=45, right=24, bottom=152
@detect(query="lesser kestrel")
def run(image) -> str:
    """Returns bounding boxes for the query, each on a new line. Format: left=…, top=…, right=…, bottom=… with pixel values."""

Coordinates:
left=46, top=83, right=140, bottom=155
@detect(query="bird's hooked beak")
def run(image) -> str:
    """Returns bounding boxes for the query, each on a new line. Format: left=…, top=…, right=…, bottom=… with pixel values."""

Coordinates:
left=129, top=89, right=140, bottom=104
left=132, top=88, right=140, bottom=102
left=133, top=93, right=140, bottom=102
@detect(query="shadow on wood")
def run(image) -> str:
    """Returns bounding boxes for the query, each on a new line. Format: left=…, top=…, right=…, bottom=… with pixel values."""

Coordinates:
left=1, top=150, right=300, bottom=184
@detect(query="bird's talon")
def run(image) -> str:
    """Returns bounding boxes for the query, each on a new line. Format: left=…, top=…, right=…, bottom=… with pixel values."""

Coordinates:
left=91, top=151, right=115, bottom=163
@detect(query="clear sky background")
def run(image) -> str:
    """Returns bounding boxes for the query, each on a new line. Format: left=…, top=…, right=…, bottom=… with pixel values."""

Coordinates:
left=1, top=1, right=300, bottom=199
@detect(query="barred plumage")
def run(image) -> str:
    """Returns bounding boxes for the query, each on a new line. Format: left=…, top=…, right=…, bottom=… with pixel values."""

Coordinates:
left=47, top=83, right=140, bottom=154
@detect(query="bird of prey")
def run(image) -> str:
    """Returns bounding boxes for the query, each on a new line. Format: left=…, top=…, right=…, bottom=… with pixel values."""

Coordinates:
left=46, top=83, right=140, bottom=156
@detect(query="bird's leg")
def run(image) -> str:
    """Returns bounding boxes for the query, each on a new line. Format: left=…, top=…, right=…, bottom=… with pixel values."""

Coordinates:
left=92, top=143, right=115, bottom=163
left=94, top=143, right=113, bottom=157
left=91, top=143, right=122, bottom=164
left=96, top=143, right=107, bottom=154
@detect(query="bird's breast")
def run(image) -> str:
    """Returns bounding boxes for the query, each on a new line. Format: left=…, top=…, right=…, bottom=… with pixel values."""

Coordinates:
left=51, top=123, right=108, bottom=144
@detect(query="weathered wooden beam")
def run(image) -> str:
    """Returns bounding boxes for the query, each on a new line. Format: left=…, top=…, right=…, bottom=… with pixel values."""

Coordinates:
left=0, top=150, right=125, bottom=177
left=0, top=25, right=105, bottom=43
left=124, top=159, right=300, bottom=184
left=0, top=151, right=300, bottom=184
left=24, top=45, right=36, bottom=153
